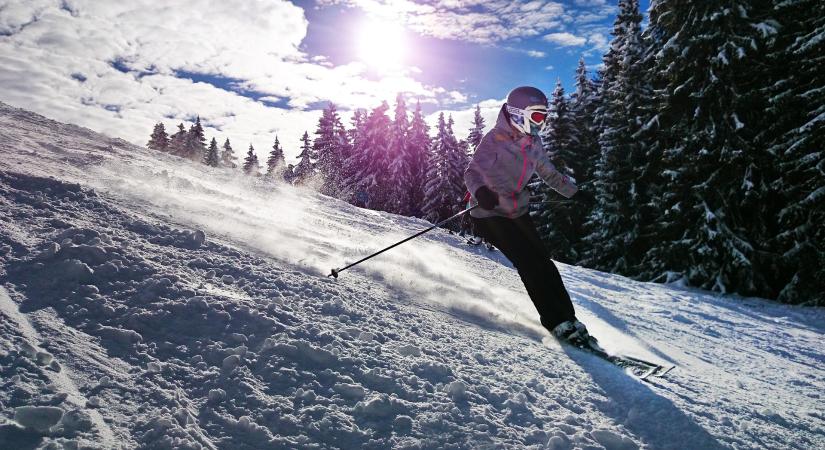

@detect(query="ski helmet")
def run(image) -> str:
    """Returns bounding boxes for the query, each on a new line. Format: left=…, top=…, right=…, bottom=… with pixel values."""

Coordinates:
left=505, top=86, right=549, bottom=135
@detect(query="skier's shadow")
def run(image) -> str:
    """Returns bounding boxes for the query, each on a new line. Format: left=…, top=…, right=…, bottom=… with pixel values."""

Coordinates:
left=561, top=346, right=726, bottom=450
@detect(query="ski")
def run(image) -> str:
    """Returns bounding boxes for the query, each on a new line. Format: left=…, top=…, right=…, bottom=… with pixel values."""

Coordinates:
left=570, top=337, right=675, bottom=381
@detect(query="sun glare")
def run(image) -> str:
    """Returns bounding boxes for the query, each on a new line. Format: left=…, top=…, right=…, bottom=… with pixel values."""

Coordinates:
left=357, top=21, right=406, bottom=72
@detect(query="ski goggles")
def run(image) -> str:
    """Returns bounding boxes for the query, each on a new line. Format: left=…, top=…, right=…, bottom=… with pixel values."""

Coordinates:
left=506, top=104, right=549, bottom=125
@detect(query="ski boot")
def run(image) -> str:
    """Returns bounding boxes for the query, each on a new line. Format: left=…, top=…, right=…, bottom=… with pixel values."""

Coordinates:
left=551, top=320, right=593, bottom=348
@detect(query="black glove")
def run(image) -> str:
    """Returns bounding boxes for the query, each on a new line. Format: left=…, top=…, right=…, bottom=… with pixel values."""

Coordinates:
left=475, top=186, right=499, bottom=210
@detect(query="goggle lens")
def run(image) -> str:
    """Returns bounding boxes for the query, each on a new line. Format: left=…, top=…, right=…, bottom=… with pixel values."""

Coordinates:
left=530, top=111, right=548, bottom=123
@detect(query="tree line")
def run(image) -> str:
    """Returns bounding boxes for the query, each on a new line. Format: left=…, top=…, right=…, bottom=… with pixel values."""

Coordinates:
left=146, top=96, right=483, bottom=223
left=532, top=0, right=823, bottom=306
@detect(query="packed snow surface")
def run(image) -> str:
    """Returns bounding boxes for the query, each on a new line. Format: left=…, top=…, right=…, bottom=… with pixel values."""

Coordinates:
left=0, top=101, right=823, bottom=449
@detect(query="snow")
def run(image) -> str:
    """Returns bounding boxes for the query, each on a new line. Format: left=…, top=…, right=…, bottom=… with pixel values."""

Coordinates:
left=14, top=406, right=64, bottom=433
left=0, top=101, right=824, bottom=449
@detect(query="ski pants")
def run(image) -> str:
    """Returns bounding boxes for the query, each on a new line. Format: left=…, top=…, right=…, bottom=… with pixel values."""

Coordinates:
left=472, top=213, right=576, bottom=331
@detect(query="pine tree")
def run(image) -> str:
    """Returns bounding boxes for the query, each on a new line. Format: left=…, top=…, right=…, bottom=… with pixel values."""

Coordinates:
left=342, top=109, right=368, bottom=205
left=532, top=80, right=580, bottom=263
left=220, top=138, right=237, bottom=168
left=406, top=101, right=431, bottom=218
left=423, top=113, right=464, bottom=226
left=313, top=103, right=349, bottom=195
left=167, top=123, right=188, bottom=155
left=283, top=164, right=296, bottom=184
left=641, top=0, right=775, bottom=296
left=147, top=123, right=169, bottom=151
left=584, top=0, right=650, bottom=273
left=343, top=102, right=392, bottom=211
left=569, top=58, right=601, bottom=260
left=293, top=131, right=315, bottom=184
left=204, top=137, right=220, bottom=167
left=183, top=116, right=207, bottom=161
left=445, top=115, right=467, bottom=208
left=266, top=136, right=286, bottom=179
left=760, top=0, right=825, bottom=305
left=467, top=104, right=485, bottom=150
left=242, top=144, right=260, bottom=175
left=387, top=93, right=412, bottom=215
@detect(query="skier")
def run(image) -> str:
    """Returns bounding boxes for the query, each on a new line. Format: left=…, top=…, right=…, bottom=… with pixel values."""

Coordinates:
left=464, top=86, right=589, bottom=346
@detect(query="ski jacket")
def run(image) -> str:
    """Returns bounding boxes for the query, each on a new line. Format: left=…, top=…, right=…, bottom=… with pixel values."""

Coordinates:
left=464, top=105, right=578, bottom=219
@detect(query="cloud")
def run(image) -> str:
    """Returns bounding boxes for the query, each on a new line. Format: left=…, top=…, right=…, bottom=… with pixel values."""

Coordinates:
left=0, top=0, right=465, bottom=164
left=317, top=0, right=568, bottom=44
left=543, top=32, right=587, bottom=47
left=501, top=46, right=547, bottom=58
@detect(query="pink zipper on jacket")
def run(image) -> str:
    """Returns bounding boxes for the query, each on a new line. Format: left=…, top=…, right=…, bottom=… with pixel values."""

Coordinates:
left=511, top=137, right=530, bottom=216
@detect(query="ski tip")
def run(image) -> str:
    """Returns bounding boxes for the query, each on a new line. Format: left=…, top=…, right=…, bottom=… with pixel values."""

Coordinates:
left=657, top=365, right=676, bottom=377
left=640, top=364, right=676, bottom=381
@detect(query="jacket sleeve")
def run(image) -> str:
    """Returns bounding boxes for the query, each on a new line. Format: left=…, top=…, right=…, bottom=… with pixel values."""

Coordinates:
left=464, top=130, right=508, bottom=196
left=535, top=152, right=578, bottom=198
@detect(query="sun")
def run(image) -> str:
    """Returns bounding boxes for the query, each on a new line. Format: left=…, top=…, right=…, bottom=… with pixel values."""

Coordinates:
left=357, top=20, right=406, bottom=72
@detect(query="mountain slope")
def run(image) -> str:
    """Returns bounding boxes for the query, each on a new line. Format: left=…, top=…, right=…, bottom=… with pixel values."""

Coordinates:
left=0, top=101, right=823, bottom=449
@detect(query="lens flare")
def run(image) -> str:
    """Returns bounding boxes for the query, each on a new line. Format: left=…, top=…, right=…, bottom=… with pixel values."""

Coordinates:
left=357, top=20, right=406, bottom=72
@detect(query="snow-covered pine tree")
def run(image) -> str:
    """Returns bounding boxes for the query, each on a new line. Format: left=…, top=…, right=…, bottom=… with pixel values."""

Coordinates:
left=167, top=123, right=188, bottom=156
left=406, top=101, right=431, bottom=218
left=293, top=131, right=315, bottom=184
left=313, top=103, right=349, bottom=196
left=445, top=115, right=468, bottom=212
left=283, top=164, right=296, bottom=184
left=183, top=116, right=207, bottom=161
left=220, top=138, right=237, bottom=168
left=584, top=0, right=650, bottom=273
left=204, top=137, right=219, bottom=167
left=423, top=113, right=463, bottom=226
left=641, top=0, right=775, bottom=296
left=387, top=94, right=412, bottom=215
left=242, top=144, right=260, bottom=176
left=266, top=136, right=286, bottom=179
left=343, top=102, right=392, bottom=211
left=467, top=105, right=485, bottom=150
left=341, top=109, right=368, bottom=206
left=568, top=58, right=601, bottom=260
left=532, top=80, right=580, bottom=263
left=147, top=123, right=169, bottom=151
left=760, top=0, right=825, bottom=305
left=570, top=57, right=600, bottom=183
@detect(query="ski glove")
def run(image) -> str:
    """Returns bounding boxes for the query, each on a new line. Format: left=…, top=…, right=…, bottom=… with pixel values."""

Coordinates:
left=475, top=186, right=499, bottom=210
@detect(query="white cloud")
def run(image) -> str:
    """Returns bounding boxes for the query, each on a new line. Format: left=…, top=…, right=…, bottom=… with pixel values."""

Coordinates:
left=586, top=32, right=610, bottom=52
left=543, top=32, right=587, bottom=47
left=0, top=0, right=466, bottom=164
left=317, top=0, right=568, bottom=44
left=501, top=46, right=546, bottom=58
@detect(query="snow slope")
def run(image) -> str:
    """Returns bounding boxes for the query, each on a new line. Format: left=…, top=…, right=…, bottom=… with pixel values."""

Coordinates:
left=0, top=101, right=823, bottom=449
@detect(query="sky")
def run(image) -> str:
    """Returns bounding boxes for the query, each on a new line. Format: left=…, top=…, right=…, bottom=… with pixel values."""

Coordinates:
left=0, top=0, right=645, bottom=163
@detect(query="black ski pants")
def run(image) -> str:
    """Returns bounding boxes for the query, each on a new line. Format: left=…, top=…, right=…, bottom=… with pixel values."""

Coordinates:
left=472, top=213, right=576, bottom=331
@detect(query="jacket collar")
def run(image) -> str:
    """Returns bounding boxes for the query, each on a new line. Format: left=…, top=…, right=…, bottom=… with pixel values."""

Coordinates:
left=494, top=104, right=526, bottom=141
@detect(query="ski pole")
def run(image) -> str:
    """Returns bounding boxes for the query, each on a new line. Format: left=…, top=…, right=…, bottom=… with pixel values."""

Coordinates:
left=329, top=205, right=479, bottom=278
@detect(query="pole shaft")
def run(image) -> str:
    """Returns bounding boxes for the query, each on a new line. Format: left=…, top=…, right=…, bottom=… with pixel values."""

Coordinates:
left=333, top=205, right=478, bottom=276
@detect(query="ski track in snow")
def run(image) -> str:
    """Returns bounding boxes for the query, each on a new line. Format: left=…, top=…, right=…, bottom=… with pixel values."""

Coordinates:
left=0, top=101, right=823, bottom=449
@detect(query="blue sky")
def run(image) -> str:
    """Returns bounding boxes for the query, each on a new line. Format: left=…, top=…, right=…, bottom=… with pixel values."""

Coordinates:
left=0, top=1, right=647, bottom=161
